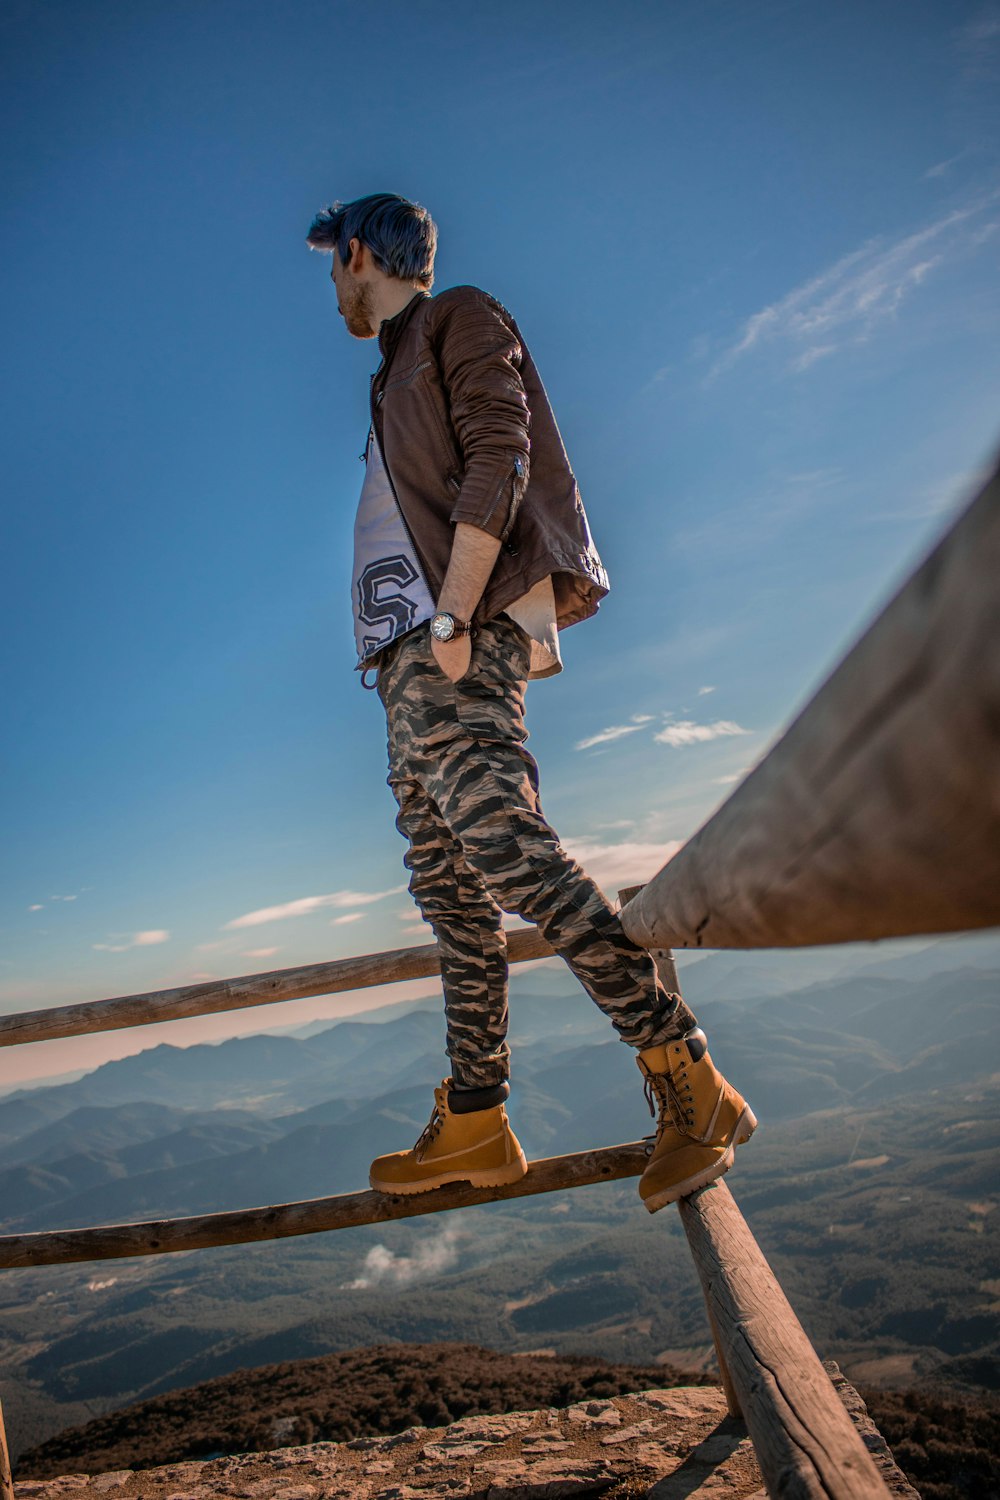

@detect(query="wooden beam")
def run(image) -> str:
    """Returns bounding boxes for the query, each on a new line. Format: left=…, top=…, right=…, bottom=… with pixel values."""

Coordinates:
left=622, top=455, right=1000, bottom=950
left=0, top=1141, right=647, bottom=1268
left=677, top=1179, right=891, bottom=1498
left=0, top=1398, right=13, bottom=1500
left=0, top=927, right=554, bottom=1049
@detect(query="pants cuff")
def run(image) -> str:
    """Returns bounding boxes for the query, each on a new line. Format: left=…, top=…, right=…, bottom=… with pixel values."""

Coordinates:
left=450, top=1058, right=510, bottom=1091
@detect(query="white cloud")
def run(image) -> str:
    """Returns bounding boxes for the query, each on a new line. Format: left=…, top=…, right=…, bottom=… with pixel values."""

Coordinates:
left=93, top=929, right=170, bottom=953
left=331, top=912, right=365, bottom=926
left=924, top=153, right=965, bottom=180
left=562, top=837, right=683, bottom=897
left=31, top=891, right=84, bottom=911
left=244, top=947, right=280, bottom=959
left=397, top=908, right=428, bottom=937
left=790, top=343, right=838, bottom=373
left=224, top=886, right=406, bottom=930
left=341, top=1224, right=463, bottom=1289
left=708, top=194, right=999, bottom=380
left=574, top=713, right=654, bottom=751
left=697, top=685, right=715, bottom=697
left=956, top=12, right=1000, bottom=48
left=654, top=719, right=751, bottom=748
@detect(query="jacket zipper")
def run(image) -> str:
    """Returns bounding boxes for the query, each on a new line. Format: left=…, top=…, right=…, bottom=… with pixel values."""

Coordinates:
left=370, top=386, right=436, bottom=595
left=478, top=453, right=527, bottom=540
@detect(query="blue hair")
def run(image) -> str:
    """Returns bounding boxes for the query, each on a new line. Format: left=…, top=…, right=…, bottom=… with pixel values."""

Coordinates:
left=306, top=193, right=437, bottom=288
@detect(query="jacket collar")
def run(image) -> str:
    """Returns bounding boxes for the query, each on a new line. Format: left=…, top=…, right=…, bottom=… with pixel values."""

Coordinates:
left=377, top=289, right=430, bottom=362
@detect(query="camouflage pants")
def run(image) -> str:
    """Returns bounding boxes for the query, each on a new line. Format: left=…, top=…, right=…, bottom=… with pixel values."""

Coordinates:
left=377, top=616, right=696, bottom=1090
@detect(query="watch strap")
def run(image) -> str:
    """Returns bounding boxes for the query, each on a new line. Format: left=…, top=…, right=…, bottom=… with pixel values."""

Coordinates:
left=432, top=611, right=474, bottom=639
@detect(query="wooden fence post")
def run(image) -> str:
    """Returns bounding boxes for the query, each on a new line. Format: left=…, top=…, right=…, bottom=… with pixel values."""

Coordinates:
left=0, top=1396, right=14, bottom=1500
left=677, top=1180, right=891, bottom=1498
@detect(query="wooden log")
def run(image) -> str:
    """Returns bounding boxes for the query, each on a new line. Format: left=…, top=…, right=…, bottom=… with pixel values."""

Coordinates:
left=0, top=926, right=555, bottom=1048
left=0, top=1398, right=12, bottom=1500
left=622, top=455, right=1000, bottom=950
left=0, top=1141, right=648, bottom=1268
left=677, top=1179, right=891, bottom=1498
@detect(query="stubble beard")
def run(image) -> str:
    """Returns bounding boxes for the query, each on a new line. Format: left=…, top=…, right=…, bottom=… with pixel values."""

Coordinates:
left=341, top=280, right=377, bottom=339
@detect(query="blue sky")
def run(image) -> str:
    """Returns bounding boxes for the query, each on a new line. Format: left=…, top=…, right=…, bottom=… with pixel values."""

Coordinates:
left=3, top=0, right=999, bottom=1087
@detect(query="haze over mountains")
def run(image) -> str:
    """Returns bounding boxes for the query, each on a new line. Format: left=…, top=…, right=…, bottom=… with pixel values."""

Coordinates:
left=0, top=929, right=997, bottom=1461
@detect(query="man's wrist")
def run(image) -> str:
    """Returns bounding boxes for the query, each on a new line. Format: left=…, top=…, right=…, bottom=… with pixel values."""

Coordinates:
left=430, top=609, right=474, bottom=642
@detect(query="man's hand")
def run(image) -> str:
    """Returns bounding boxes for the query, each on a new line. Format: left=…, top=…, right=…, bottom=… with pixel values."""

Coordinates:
left=431, top=632, right=472, bottom=683
left=432, top=521, right=502, bottom=683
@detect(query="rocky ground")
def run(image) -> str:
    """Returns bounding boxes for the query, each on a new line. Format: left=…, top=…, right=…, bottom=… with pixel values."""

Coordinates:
left=12, top=1370, right=916, bottom=1499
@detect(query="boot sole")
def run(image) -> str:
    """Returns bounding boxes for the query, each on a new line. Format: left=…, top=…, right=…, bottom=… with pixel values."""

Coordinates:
left=642, top=1106, right=758, bottom=1214
left=370, top=1158, right=528, bottom=1196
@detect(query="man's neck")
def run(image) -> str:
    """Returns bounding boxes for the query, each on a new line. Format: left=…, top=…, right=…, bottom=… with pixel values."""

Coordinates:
left=373, top=281, right=424, bottom=331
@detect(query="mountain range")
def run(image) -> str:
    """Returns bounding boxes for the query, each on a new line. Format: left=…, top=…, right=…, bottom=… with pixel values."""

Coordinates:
left=0, top=929, right=997, bottom=1462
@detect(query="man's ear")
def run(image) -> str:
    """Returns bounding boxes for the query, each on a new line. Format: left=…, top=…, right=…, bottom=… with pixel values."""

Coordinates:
left=348, top=236, right=365, bottom=273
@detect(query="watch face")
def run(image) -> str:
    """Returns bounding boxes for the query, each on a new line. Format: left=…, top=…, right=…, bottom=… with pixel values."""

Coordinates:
left=430, top=613, right=454, bottom=642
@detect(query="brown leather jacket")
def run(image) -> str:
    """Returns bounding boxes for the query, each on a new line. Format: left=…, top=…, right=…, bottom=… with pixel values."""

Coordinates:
left=371, top=286, right=609, bottom=629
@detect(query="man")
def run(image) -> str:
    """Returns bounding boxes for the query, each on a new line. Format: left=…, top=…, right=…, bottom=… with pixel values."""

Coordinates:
left=307, top=193, right=755, bottom=1213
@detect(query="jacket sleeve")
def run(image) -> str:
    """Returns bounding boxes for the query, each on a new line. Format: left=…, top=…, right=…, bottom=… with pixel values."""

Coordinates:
left=433, top=288, right=531, bottom=540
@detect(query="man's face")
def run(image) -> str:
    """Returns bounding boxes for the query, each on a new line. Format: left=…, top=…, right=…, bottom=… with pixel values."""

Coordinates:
left=331, top=246, right=377, bottom=340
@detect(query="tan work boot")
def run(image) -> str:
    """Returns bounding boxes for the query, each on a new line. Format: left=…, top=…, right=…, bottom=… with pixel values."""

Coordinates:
left=637, top=1027, right=756, bottom=1212
left=369, top=1079, right=528, bottom=1195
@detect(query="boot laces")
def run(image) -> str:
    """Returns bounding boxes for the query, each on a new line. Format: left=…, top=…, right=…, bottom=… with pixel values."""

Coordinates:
left=414, top=1083, right=449, bottom=1161
left=643, top=1064, right=695, bottom=1140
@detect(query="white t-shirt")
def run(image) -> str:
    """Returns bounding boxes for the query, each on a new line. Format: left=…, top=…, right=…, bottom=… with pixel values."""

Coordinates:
left=352, top=431, right=563, bottom=679
left=351, top=434, right=435, bottom=667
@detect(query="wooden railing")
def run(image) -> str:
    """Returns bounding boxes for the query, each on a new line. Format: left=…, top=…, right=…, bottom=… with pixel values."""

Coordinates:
left=3, top=455, right=995, bottom=1498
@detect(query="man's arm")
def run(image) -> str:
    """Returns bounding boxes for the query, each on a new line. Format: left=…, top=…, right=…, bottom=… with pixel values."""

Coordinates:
left=429, top=290, right=531, bottom=681
left=432, top=521, right=502, bottom=681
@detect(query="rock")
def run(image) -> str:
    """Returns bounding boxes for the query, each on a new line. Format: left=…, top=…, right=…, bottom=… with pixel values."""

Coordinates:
left=520, top=1435, right=573, bottom=1453
left=634, top=1440, right=688, bottom=1470
left=421, top=1442, right=492, bottom=1460
left=383, top=1427, right=429, bottom=1449
left=379, top=1487, right=470, bottom=1500
left=599, top=1420, right=658, bottom=1444
left=90, top=1474, right=133, bottom=1492
left=564, top=1401, right=620, bottom=1427
left=478, top=1455, right=619, bottom=1496
left=641, top=1388, right=723, bottom=1417
left=159, top=1463, right=208, bottom=1481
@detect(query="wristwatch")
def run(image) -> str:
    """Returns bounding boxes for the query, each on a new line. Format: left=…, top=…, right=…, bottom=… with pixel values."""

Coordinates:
left=430, top=611, right=474, bottom=642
